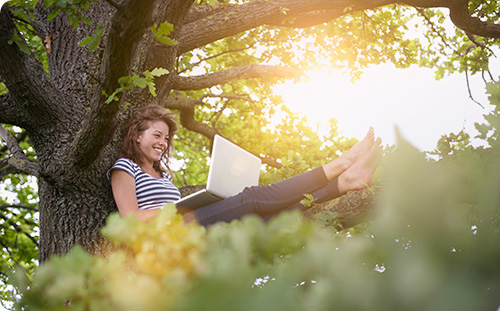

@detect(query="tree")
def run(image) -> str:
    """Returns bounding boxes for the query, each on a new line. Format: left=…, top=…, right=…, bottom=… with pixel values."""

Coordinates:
left=0, top=0, right=499, bottom=263
left=0, top=125, right=38, bottom=309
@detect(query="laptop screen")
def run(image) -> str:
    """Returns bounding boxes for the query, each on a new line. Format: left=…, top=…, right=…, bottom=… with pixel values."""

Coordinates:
left=206, top=135, right=261, bottom=198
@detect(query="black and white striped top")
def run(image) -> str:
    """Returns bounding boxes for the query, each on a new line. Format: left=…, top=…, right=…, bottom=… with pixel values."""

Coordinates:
left=108, top=158, right=181, bottom=210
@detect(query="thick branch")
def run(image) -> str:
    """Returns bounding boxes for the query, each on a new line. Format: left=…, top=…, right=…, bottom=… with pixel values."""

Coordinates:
left=171, top=64, right=299, bottom=90
left=165, top=91, right=220, bottom=139
left=0, top=126, right=40, bottom=177
left=0, top=164, right=19, bottom=180
left=201, top=93, right=256, bottom=103
left=404, top=0, right=500, bottom=38
left=72, top=0, right=157, bottom=168
left=179, top=0, right=500, bottom=55
left=178, top=0, right=394, bottom=54
left=302, top=188, right=377, bottom=229
left=0, top=6, right=63, bottom=127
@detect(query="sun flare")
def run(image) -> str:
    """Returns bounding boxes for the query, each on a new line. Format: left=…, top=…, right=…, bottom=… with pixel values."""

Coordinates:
left=272, top=65, right=493, bottom=152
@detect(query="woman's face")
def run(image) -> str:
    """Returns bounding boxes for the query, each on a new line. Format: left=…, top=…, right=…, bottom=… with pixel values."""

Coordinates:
left=136, top=120, right=170, bottom=165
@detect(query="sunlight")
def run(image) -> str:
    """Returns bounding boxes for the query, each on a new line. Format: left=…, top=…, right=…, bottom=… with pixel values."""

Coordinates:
left=273, top=65, right=495, bottom=151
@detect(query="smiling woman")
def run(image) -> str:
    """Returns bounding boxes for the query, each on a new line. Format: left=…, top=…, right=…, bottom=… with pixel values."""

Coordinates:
left=135, top=121, right=170, bottom=175
left=273, top=64, right=495, bottom=151
left=108, top=105, right=383, bottom=224
left=108, top=106, right=181, bottom=219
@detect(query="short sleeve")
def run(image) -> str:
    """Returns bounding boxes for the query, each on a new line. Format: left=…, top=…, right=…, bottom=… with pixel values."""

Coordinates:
left=107, top=158, right=137, bottom=181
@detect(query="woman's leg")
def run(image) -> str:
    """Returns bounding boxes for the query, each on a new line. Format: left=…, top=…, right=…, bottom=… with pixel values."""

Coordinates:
left=184, top=128, right=381, bottom=226
left=260, top=137, right=383, bottom=222
left=189, top=166, right=334, bottom=226
left=260, top=178, right=341, bottom=222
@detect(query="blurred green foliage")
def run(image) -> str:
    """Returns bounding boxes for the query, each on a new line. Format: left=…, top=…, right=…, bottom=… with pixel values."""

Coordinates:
left=14, top=135, right=500, bottom=310
left=12, top=78, right=500, bottom=309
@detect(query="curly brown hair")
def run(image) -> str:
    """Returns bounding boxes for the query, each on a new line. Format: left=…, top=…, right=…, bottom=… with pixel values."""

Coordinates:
left=119, top=105, right=178, bottom=173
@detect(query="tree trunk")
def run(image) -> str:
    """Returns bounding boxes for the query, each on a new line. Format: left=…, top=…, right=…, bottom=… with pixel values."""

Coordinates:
left=37, top=160, right=117, bottom=261
left=17, top=0, right=190, bottom=261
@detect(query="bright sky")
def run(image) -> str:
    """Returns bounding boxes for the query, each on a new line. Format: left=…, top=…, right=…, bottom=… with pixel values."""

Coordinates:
left=273, top=61, right=499, bottom=152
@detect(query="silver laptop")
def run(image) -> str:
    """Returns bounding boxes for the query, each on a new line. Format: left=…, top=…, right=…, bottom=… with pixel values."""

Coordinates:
left=174, top=135, right=261, bottom=210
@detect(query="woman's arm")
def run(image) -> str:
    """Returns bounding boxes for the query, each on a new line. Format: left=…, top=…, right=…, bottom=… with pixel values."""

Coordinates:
left=110, top=169, right=160, bottom=222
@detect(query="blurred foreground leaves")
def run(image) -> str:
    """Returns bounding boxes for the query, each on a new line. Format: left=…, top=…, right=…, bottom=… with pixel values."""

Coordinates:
left=13, top=133, right=500, bottom=310
left=11, top=81, right=500, bottom=311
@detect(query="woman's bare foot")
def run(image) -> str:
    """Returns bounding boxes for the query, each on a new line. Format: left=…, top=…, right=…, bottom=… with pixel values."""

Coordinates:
left=322, top=127, right=375, bottom=181
left=340, top=127, right=375, bottom=164
left=337, top=137, right=382, bottom=194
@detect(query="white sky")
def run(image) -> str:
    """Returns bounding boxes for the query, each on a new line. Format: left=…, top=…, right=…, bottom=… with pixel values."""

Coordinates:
left=273, top=60, right=500, bottom=152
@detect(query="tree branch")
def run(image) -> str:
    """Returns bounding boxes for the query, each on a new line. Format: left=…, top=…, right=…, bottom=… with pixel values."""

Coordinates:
left=0, top=6, right=63, bottom=127
left=0, top=130, right=29, bottom=154
left=179, top=0, right=500, bottom=55
left=0, top=164, right=19, bottom=180
left=171, top=64, right=299, bottom=91
left=165, top=91, right=283, bottom=168
left=464, top=66, right=484, bottom=108
left=165, top=91, right=221, bottom=140
left=72, top=0, right=158, bottom=168
left=415, top=7, right=454, bottom=50
left=465, top=32, right=495, bottom=54
left=177, top=45, right=255, bottom=74
left=178, top=0, right=392, bottom=54
left=0, top=204, right=39, bottom=212
left=201, top=93, right=257, bottom=103
left=401, top=0, right=500, bottom=38
left=448, top=3, right=500, bottom=39
left=0, top=213, right=39, bottom=247
left=0, top=126, right=40, bottom=177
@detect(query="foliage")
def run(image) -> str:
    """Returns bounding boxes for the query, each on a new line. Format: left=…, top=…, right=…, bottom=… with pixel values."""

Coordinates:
left=78, top=24, right=103, bottom=51
left=43, top=0, right=98, bottom=29
left=16, top=205, right=204, bottom=311
left=0, top=125, right=38, bottom=311
left=4, top=0, right=47, bottom=72
left=14, top=131, right=500, bottom=309
left=102, top=68, right=170, bottom=104
left=150, top=21, right=179, bottom=46
left=9, top=78, right=500, bottom=311
left=3, top=0, right=500, bottom=309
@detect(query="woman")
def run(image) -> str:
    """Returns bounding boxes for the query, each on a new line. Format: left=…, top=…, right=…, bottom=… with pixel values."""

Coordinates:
left=108, top=105, right=382, bottom=225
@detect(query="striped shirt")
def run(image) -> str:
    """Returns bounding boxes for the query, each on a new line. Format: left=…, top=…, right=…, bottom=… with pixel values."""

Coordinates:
left=108, top=158, right=181, bottom=210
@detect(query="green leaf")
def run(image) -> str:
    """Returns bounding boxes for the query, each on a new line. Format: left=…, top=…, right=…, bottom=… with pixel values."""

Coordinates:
left=150, top=67, right=169, bottom=77
left=280, top=6, right=289, bottom=15
left=78, top=25, right=103, bottom=51
left=147, top=83, right=157, bottom=97
left=78, top=36, right=96, bottom=47
left=156, top=36, right=179, bottom=46
left=132, top=77, right=148, bottom=89
left=47, top=8, right=60, bottom=21
left=150, top=21, right=179, bottom=46
left=118, top=75, right=132, bottom=87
